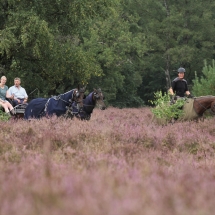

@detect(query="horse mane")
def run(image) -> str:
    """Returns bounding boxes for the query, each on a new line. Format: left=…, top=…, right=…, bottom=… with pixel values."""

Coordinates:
left=85, top=92, right=92, bottom=97
left=60, top=89, right=75, bottom=96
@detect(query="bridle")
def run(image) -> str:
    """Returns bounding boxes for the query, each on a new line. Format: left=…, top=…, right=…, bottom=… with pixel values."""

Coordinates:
left=57, top=89, right=83, bottom=104
left=44, top=89, right=84, bottom=115
left=194, top=97, right=215, bottom=115
left=83, top=90, right=105, bottom=108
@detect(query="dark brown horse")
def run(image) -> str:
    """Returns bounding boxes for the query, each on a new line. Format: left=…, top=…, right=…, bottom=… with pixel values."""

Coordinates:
left=178, top=96, right=215, bottom=122
left=193, top=96, right=215, bottom=116
left=153, top=96, right=215, bottom=125
left=76, top=88, right=106, bottom=120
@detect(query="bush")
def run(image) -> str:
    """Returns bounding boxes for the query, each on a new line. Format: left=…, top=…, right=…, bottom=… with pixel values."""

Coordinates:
left=0, top=109, right=11, bottom=121
left=150, top=91, right=185, bottom=121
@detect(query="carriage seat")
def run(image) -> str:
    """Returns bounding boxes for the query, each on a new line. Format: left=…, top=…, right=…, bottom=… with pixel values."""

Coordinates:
left=13, top=103, right=28, bottom=114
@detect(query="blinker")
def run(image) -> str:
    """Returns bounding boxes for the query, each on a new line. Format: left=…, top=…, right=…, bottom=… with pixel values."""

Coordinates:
left=76, top=92, right=80, bottom=98
left=94, top=93, right=100, bottom=99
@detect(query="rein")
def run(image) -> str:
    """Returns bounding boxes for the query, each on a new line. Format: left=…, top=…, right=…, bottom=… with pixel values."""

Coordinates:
left=194, top=98, right=208, bottom=111
left=57, top=94, right=82, bottom=112
left=83, top=93, right=96, bottom=108
left=54, top=91, right=82, bottom=105
left=44, top=90, right=80, bottom=114
left=83, top=104, right=95, bottom=107
left=194, top=97, right=215, bottom=115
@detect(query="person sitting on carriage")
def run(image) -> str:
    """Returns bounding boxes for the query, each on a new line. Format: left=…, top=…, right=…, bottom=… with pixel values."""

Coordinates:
left=169, top=67, right=193, bottom=103
left=7, top=77, right=28, bottom=107
left=0, top=76, right=15, bottom=115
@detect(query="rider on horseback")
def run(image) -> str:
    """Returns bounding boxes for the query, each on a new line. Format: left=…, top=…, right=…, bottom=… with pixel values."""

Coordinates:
left=169, top=67, right=193, bottom=103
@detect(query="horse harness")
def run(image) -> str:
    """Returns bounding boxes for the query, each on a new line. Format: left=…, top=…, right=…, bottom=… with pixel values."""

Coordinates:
left=44, top=89, right=83, bottom=116
left=193, top=97, right=215, bottom=116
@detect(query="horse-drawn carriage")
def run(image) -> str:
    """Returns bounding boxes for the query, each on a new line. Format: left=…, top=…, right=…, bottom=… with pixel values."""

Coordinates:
left=7, top=87, right=106, bottom=120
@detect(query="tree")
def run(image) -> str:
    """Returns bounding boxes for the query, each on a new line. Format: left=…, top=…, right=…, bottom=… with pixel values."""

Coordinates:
left=0, top=0, right=117, bottom=96
left=129, top=0, right=215, bottom=104
left=81, top=1, right=146, bottom=107
left=192, top=60, right=215, bottom=96
left=2, top=0, right=215, bottom=106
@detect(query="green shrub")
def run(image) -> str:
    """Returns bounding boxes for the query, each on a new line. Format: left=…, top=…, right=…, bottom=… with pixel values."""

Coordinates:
left=150, top=91, right=185, bottom=121
left=0, top=109, right=11, bottom=121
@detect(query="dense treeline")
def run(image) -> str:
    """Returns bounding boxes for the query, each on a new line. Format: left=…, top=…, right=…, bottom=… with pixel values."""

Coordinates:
left=1, top=0, right=215, bottom=107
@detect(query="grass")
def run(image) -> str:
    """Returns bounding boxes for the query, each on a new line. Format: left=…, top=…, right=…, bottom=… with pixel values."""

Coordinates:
left=0, top=107, right=215, bottom=214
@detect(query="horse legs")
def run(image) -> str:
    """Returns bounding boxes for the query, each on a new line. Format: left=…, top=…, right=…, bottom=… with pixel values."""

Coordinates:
left=197, top=116, right=205, bottom=122
left=170, top=118, right=176, bottom=124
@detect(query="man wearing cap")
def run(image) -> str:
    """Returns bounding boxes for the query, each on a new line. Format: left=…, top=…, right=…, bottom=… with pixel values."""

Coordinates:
left=7, top=77, right=28, bottom=106
left=169, top=67, right=193, bottom=99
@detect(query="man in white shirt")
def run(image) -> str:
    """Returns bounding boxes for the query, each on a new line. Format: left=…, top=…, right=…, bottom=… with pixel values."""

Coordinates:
left=7, top=77, right=28, bottom=106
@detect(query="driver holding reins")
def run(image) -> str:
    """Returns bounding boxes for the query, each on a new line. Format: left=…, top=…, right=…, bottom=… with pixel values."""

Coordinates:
left=169, top=67, right=193, bottom=102
left=7, top=77, right=28, bottom=106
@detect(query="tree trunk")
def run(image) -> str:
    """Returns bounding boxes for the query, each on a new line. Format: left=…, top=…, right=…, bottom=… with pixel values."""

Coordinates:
left=163, top=0, right=171, bottom=91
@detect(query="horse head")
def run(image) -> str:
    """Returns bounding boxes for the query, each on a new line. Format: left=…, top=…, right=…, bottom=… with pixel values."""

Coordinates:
left=92, top=88, right=106, bottom=110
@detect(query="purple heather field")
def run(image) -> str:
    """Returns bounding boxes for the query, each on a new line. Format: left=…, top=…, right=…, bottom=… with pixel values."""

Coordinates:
left=1, top=107, right=215, bottom=215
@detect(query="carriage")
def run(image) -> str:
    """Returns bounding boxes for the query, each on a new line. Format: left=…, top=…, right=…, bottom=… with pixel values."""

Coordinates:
left=13, top=103, right=28, bottom=116
left=5, top=87, right=106, bottom=120
left=12, top=87, right=86, bottom=119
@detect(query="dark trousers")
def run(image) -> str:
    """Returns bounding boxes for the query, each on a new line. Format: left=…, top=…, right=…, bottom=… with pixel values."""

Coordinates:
left=12, top=98, right=25, bottom=107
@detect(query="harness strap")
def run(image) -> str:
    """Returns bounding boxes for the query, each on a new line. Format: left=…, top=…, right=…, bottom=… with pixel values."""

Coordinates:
left=44, top=98, right=51, bottom=113
left=44, top=92, right=80, bottom=116
left=193, top=98, right=215, bottom=116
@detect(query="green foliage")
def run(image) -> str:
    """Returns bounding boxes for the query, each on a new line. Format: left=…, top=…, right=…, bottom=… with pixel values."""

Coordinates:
left=2, top=0, right=215, bottom=107
left=81, top=4, right=145, bottom=106
left=0, top=110, right=11, bottom=122
left=192, top=60, right=215, bottom=96
left=133, top=0, right=215, bottom=104
left=150, top=91, right=185, bottom=121
left=110, top=63, right=145, bottom=107
left=0, top=0, right=116, bottom=96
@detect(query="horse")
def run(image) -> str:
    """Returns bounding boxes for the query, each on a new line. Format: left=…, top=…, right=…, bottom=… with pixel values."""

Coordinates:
left=193, top=95, right=215, bottom=117
left=73, top=88, right=106, bottom=120
left=173, top=96, right=215, bottom=122
left=152, top=95, right=215, bottom=125
left=24, top=87, right=85, bottom=120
